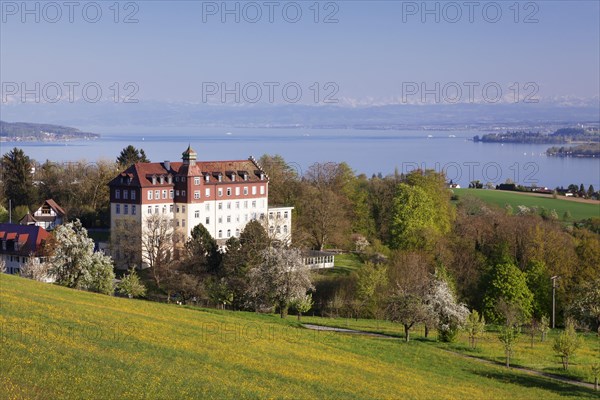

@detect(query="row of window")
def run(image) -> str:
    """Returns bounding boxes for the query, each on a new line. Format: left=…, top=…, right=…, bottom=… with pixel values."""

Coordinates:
left=146, top=204, right=183, bottom=215
left=217, top=186, right=264, bottom=197
left=115, top=189, right=137, bottom=200
left=152, top=174, right=256, bottom=186
left=269, top=211, right=289, bottom=219
left=217, top=200, right=260, bottom=210
left=115, top=204, right=137, bottom=215
left=269, top=225, right=289, bottom=234
left=145, top=186, right=265, bottom=201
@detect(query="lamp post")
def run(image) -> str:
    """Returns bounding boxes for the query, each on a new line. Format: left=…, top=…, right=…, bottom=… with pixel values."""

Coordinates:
left=551, top=275, right=560, bottom=329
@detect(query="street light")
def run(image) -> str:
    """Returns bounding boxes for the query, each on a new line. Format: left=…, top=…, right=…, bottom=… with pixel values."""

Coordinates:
left=551, top=275, right=560, bottom=329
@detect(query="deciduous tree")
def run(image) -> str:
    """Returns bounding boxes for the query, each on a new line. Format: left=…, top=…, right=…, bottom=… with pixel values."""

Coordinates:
left=248, top=247, right=314, bottom=318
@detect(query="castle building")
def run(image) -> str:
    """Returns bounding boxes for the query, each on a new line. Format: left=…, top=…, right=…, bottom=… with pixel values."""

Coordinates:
left=108, top=146, right=292, bottom=269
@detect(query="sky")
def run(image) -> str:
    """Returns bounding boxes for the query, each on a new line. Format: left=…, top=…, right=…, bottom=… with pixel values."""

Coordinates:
left=1, top=0, right=599, bottom=106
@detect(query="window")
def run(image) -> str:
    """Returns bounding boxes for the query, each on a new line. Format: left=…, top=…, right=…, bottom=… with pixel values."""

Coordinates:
left=125, top=190, right=131, bottom=200
left=226, top=229, right=231, bottom=238
left=218, top=175, right=222, bottom=182
left=244, top=201, right=248, bottom=209
left=131, top=190, right=136, bottom=200
left=194, top=210, right=199, bottom=218
left=205, top=217, right=210, bottom=224
left=252, top=186, right=257, bottom=195
left=124, top=205, right=129, bottom=215
left=218, top=202, right=223, bottom=210
left=218, top=188, right=223, bottom=197
left=182, top=206, right=186, bottom=213
left=236, top=201, right=240, bottom=209
left=235, top=229, right=240, bottom=237
left=245, top=214, right=248, bottom=221
left=205, top=175, right=210, bottom=182
left=260, top=186, right=265, bottom=195
left=235, top=187, right=240, bottom=196
left=227, top=188, right=231, bottom=196
left=182, top=219, right=186, bottom=227
left=147, top=206, right=152, bottom=214
left=205, top=203, right=210, bottom=211
left=277, top=212, right=281, bottom=218
left=194, top=191, right=200, bottom=199
left=176, top=220, right=180, bottom=227
left=260, top=213, right=265, bottom=220
left=243, top=187, right=248, bottom=195
left=252, top=201, right=256, bottom=208
left=162, top=206, right=167, bottom=214
left=170, top=205, right=174, bottom=213
left=162, top=190, right=167, bottom=199
left=116, top=204, right=121, bottom=214
left=284, top=211, right=288, bottom=218
left=283, top=225, right=288, bottom=233
left=148, top=191, right=153, bottom=200
left=115, top=189, right=121, bottom=199
left=194, top=177, right=200, bottom=185
left=155, top=205, right=159, bottom=214
left=170, top=190, right=174, bottom=199
left=182, top=190, right=186, bottom=196
left=155, top=190, right=160, bottom=199
left=227, top=215, right=231, bottom=223
left=236, top=215, right=240, bottom=222
left=205, top=188, right=210, bottom=197
left=182, top=177, right=186, bottom=182
left=227, top=202, right=231, bottom=210
left=132, top=205, right=137, bottom=215
left=175, top=176, right=179, bottom=182
left=176, top=190, right=180, bottom=196
left=218, top=217, right=222, bottom=223
left=176, top=206, right=180, bottom=213
left=148, top=221, right=152, bottom=229
left=218, top=230, right=222, bottom=238
left=276, top=226, right=281, bottom=234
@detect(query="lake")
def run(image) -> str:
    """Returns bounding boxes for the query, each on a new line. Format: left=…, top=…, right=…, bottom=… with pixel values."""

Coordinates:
left=3, top=128, right=599, bottom=189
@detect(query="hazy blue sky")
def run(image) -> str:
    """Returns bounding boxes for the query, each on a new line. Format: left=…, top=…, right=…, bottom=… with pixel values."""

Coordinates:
left=1, top=0, right=599, bottom=105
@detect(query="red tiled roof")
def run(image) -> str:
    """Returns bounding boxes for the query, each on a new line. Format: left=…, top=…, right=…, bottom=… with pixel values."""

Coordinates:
left=109, top=156, right=266, bottom=188
left=0, top=223, right=51, bottom=256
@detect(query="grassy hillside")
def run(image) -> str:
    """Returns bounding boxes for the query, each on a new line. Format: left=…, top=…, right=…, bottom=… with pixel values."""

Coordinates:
left=1, top=274, right=598, bottom=399
left=454, top=189, right=599, bottom=221
left=300, top=316, right=600, bottom=384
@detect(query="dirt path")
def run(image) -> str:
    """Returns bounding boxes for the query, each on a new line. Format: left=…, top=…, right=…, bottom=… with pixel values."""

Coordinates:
left=302, top=324, right=597, bottom=391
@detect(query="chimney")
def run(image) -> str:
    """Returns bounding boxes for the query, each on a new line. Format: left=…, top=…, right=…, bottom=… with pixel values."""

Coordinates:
left=163, top=160, right=171, bottom=171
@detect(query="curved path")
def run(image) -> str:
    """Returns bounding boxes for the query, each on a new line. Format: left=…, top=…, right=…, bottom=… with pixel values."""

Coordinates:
left=302, top=323, right=597, bottom=391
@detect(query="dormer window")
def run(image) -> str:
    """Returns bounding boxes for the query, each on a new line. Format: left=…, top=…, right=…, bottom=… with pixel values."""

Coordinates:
left=205, top=175, right=210, bottom=182
left=260, top=173, right=265, bottom=181
left=243, top=173, right=248, bottom=181
left=152, top=175, right=157, bottom=185
left=159, top=176, right=165, bottom=184
left=167, top=175, right=173, bottom=184
left=218, top=175, right=222, bottom=182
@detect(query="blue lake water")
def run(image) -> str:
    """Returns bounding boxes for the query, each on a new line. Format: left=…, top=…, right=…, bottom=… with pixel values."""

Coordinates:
left=3, top=128, right=599, bottom=189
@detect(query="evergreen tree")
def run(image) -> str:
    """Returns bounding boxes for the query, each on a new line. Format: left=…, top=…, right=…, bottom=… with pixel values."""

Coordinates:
left=1, top=148, right=36, bottom=208
left=116, top=145, right=149, bottom=168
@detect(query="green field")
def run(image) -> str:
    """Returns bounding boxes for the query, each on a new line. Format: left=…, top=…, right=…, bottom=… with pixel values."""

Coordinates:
left=1, top=274, right=598, bottom=399
left=454, top=189, right=600, bottom=221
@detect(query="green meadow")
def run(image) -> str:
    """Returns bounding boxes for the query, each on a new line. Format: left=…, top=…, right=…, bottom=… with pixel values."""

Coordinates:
left=453, top=189, right=600, bottom=221
left=1, top=274, right=598, bottom=399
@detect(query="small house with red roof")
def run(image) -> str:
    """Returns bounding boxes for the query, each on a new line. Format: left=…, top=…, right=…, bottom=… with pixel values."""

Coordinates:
left=0, top=223, right=51, bottom=275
